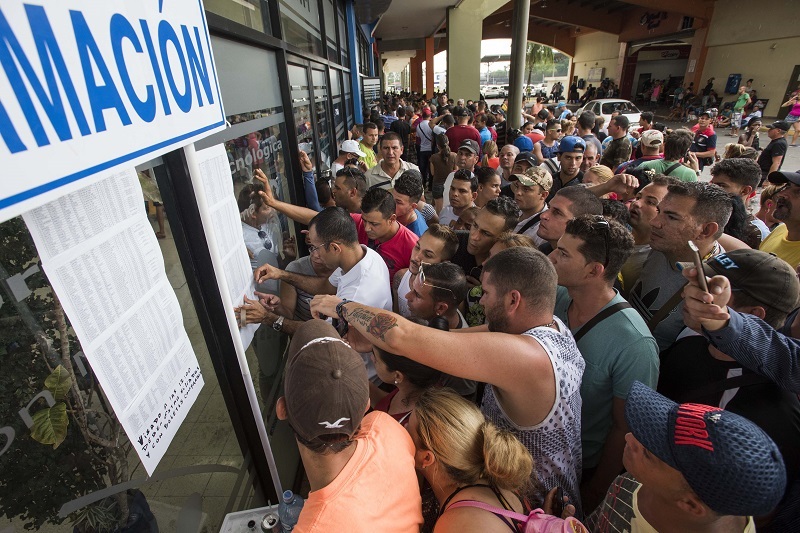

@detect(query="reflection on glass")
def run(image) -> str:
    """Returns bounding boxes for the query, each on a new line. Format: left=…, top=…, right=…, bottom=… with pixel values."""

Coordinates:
left=323, top=0, right=337, bottom=62
left=279, top=0, right=323, bottom=57
left=313, top=70, right=332, bottom=171
left=338, top=9, right=348, bottom=65
left=0, top=167, right=250, bottom=531
left=205, top=0, right=267, bottom=33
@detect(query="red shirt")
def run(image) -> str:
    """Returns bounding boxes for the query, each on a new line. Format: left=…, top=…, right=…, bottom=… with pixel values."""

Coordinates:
left=526, top=131, right=545, bottom=144
left=446, top=125, right=482, bottom=154
left=351, top=214, right=417, bottom=280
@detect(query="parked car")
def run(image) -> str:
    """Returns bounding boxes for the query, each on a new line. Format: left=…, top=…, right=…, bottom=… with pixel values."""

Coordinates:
left=483, top=85, right=502, bottom=98
left=577, top=99, right=641, bottom=125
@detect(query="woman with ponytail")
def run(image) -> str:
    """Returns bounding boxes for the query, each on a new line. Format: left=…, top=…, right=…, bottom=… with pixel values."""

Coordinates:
left=410, top=388, right=536, bottom=532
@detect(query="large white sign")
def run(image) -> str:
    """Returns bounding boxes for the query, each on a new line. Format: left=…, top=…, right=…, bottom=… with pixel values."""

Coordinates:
left=0, top=0, right=225, bottom=221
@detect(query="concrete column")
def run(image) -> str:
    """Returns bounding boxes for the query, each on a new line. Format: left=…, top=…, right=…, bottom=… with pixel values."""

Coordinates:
left=685, top=27, right=709, bottom=91
left=425, top=37, right=435, bottom=99
left=446, top=0, right=507, bottom=101
left=507, top=0, right=530, bottom=130
left=410, top=53, right=423, bottom=93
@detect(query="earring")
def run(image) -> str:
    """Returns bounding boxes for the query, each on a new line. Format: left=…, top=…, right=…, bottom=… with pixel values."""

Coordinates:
left=394, top=379, right=399, bottom=385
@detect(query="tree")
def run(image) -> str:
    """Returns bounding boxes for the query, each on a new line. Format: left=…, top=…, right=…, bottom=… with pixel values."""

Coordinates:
left=525, top=42, right=555, bottom=87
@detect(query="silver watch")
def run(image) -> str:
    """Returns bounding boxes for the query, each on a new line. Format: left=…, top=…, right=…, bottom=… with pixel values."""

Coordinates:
left=272, top=315, right=285, bottom=331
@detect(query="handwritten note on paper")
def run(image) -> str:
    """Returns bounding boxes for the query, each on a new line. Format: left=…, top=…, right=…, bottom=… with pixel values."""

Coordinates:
left=195, top=144, right=261, bottom=348
left=23, top=168, right=204, bottom=475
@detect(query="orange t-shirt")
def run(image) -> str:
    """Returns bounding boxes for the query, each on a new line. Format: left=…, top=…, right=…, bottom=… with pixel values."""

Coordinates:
left=294, top=411, right=423, bottom=532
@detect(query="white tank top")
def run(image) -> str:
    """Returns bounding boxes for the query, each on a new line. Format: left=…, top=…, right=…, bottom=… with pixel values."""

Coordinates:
left=397, top=269, right=413, bottom=317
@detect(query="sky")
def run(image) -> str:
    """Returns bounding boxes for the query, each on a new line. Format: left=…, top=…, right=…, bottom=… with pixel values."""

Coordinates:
left=432, top=39, right=512, bottom=72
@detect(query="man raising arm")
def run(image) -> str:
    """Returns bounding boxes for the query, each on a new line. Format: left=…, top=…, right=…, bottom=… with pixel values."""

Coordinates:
left=311, top=247, right=586, bottom=514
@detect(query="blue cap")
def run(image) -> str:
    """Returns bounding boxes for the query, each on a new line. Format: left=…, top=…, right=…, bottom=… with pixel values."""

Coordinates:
left=556, top=102, right=566, bottom=108
left=556, top=136, right=585, bottom=154
left=625, top=381, right=786, bottom=517
left=513, top=135, right=534, bottom=152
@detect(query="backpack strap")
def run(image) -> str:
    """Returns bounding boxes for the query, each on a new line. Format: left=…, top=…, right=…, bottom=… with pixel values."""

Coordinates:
left=574, top=302, right=632, bottom=342
left=447, top=500, right=529, bottom=522
left=517, top=213, right=543, bottom=235
left=647, top=283, right=687, bottom=332
left=368, top=179, right=392, bottom=190
left=664, top=161, right=684, bottom=176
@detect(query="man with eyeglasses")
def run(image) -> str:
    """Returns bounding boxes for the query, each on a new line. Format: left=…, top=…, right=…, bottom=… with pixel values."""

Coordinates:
left=244, top=208, right=391, bottom=344
left=549, top=215, right=658, bottom=512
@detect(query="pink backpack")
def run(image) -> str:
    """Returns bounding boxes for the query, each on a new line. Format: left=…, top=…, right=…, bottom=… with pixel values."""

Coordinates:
left=447, top=500, right=588, bottom=533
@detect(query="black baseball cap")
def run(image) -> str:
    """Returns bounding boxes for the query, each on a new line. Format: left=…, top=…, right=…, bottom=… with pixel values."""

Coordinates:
left=768, top=170, right=800, bottom=186
left=514, top=151, right=538, bottom=168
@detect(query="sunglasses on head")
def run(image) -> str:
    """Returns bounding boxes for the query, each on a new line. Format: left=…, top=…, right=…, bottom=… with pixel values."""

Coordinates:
left=418, top=262, right=458, bottom=300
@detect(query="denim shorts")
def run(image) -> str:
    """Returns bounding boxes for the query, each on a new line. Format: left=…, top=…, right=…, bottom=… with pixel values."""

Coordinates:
left=786, top=114, right=800, bottom=124
left=432, top=183, right=445, bottom=199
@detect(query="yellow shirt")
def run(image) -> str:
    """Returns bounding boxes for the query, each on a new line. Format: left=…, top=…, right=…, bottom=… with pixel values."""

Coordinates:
left=359, top=142, right=377, bottom=169
left=760, top=223, right=800, bottom=268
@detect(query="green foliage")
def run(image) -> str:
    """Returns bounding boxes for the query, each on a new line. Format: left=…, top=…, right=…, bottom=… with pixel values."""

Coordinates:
left=45, top=365, right=73, bottom=400
left=30, top=402, right=68, bottom=449
left=0, top=218, right=110, bottom=530
left=525, top=43, right=555, bottom=87
left=71, top=499, right=120, bottom=533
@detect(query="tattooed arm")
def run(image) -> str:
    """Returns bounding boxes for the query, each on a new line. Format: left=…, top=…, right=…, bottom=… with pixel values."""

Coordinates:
left=309, top=295, right=552, bottom=391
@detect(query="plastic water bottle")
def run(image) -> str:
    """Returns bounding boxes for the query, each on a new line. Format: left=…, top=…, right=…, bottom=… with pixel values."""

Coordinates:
left=278, top=490, right=304, bottom=531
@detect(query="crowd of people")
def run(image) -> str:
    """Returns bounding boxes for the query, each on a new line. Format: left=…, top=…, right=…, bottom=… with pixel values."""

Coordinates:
left=232, top=86, right=799, bottom=532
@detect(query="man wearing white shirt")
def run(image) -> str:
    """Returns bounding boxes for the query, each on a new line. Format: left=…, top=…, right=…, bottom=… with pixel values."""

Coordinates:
left=438, top=170, right=477, bottom=227
left=250, top=207, right=391, bottom=344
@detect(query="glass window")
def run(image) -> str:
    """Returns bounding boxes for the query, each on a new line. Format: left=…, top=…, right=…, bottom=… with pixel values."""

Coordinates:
left=279, top=0, right=323, bottom=57
left=338, top=5, right=348, bottom=66
left=0, top=165, right=254, bottom=532
left=343, top=69, right=353, bottom=129
left=288, top=65, right=315, bottom=168
left=205, top=0, right=268, bottom=33
left=312, top=69, right=333, bottom=172
left=330, top=69, right=346, bottom=146
left=323, top=0, right=337, bottom=63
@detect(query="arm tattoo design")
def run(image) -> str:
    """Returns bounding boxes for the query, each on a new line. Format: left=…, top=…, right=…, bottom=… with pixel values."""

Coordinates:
left=347, top=306, right=399, bottom=342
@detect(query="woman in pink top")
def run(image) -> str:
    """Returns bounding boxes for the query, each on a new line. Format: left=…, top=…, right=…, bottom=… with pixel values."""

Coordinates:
left=782, top=94, right=800, bottom=146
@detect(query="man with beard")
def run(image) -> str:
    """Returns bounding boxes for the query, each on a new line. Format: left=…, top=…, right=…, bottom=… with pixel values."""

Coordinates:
left=310, top=246, right=586, bottom=515
left=760, top=170, right=800, bottom=268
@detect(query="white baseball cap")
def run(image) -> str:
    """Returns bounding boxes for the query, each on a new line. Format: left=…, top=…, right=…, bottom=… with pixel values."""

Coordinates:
left=340, top=139, right=366, bottom=157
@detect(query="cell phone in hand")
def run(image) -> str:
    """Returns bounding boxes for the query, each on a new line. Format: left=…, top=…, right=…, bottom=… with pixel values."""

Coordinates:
left=552, top=486, right=564, bottom=517
left=688, top=240, right=709, bottom=292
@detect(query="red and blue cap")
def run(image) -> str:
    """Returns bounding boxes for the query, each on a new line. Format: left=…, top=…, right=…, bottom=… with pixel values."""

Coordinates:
left=625, top=381, right=786, bottom=517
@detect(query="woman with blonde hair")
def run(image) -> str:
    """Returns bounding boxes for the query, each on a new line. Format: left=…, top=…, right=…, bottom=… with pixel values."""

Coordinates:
left=582, top=165, right=615, bottom=199
left=488, top=233, right=536, bottom=259
left=409, top=388, right=535, bottom=532
left=481, top=140, right=500, bottom=169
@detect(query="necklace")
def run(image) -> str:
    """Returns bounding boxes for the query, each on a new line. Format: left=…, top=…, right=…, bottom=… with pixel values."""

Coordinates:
left=536, top=318, right=556, bottom=329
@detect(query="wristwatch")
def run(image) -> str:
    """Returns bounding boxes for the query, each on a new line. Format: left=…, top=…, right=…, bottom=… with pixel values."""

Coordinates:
left=272, top=315, right=285, bottom=332
left=336, top=299, right=352, bottom=322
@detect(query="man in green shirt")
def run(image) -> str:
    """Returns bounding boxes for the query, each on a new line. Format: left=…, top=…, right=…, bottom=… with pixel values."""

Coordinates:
left=550, top=215, right=659, bottom=512
left=731, top=86, right=752, bottom=137
left=637, top=128, right=698, bottom=182
left=359, top=122, right=379, bottom=169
